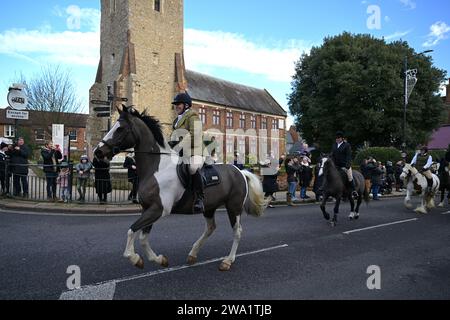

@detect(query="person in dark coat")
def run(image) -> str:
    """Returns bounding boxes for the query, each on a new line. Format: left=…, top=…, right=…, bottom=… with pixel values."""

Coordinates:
left=331, top=131, right=357, bottom=198
left=261, top=156, right=279, bottom=208
left=285, top=155, right=301, bottom=204
left=123, top=152, right=139, bottom=204
left=313, top=156, right=324, bottom=202
left=370, top=161, right=383, bottom=200
left=395, top=160, right=405, bottom=191
left=93, top=156, right=112, bottom=204
left=41, top=141, right=63, bottom=200
left=299, top=155, right=312, bottom=199
left=0, top=142, right=11, bottom=195
left=9, top=137, right=30, bottom=197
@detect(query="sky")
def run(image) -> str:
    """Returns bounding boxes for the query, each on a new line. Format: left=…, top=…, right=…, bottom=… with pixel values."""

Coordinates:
left=0, top=0, right=449, bottom=128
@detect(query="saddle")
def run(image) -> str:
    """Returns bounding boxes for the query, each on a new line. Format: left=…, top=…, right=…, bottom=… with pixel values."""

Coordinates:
left=176, top=163, right=221, bottom=190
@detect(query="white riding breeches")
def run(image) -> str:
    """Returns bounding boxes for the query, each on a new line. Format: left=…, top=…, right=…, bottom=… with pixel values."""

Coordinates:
left=341, top=167, right=353, bottom=182
left=189, top=155, right=205, bottom=175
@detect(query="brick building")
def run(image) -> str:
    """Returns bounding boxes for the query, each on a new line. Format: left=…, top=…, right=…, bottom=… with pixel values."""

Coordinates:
left=0, top=108, right=88, bottom=152
left=427, top=79, right=450, bottom=150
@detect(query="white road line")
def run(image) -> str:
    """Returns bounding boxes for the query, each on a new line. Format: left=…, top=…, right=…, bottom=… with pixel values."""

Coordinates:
left=343, top=218, right=418, bottom=235
left=442, top=211, right=450, bottom=215
left=59, top=244, right=289, bottom=300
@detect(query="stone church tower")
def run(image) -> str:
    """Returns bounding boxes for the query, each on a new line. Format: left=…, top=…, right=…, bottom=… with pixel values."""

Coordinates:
left=86, top=0, right=186, bottom=155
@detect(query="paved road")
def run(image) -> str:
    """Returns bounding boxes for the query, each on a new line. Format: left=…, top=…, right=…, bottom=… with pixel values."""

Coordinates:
left=1, top=197, right=450, bottom=300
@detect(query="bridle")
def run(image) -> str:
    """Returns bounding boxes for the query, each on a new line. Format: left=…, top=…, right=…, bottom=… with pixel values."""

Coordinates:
left=100, top=118, right=173, bottom=157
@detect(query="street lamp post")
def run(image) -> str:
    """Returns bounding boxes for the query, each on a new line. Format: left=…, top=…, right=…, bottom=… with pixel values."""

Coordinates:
left=402, top=49, right=434, bottom=151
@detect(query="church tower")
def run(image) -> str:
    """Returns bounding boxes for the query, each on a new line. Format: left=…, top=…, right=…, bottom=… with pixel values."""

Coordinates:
left=86, top=0, right=186, bottom=155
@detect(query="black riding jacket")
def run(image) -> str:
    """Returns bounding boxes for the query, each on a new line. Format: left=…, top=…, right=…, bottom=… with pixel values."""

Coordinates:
left=331, top=142, right=352, bottom=169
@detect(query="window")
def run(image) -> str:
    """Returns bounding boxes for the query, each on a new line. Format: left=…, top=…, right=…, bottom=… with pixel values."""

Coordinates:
left=199, top=107, right=206, bottom=125
left=279, top=119, right=285, bottom=130
left=213, top=110, right=221, bottom=125
left=226, top=111, right=233, bottom=128
left=226, top=136, right=234, bottom=155
left=69, top=130, right=77, bottom=142
left=154, top=0, right=161, bottom=12
left=4, top=125, right=15, bottom=138
left=35, top=129, right=45, bottom=141
left=249, top=137, right=257, bottom=155
left=251, top=115, right=256, bottom=129
left=272, top=119, right=279, bottom=130
left=239, top=114, right=246, bottom=129
left=261, top=117, right=267, bottom=130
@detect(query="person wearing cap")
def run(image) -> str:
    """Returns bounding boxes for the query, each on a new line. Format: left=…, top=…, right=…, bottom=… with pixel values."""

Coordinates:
left=0, top=142, right=10, bottom=195
left=170, top=92, right=205, bottom=214
left=75, top=155, right=92, bottom=202
left=410, top=145, right=434, bottom=194
left=331, top=131, right=358, bottom=199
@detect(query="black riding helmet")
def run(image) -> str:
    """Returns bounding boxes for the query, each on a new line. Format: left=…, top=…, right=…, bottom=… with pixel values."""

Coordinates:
left=335, top=131, right=344, bottom=138
left=171, top=92, right=192, bottom=108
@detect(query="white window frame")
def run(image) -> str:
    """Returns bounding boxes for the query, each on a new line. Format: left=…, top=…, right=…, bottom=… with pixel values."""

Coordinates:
left=4, top=125, right=15, bottom=138
left=226, top=111, right=233, bottom=128
left=35, top=128, right=45, bottom=141
left=213, top=110, right=221, bottom=125
left=69, top=129, right=77, bottom=142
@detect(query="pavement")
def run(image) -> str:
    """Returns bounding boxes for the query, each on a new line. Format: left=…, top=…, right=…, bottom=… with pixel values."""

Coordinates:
left=0, top=189, right=407, bottom=214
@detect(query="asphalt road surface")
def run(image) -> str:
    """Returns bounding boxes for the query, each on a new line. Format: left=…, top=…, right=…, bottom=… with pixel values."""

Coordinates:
left=1, top=197, right=450, bottom=300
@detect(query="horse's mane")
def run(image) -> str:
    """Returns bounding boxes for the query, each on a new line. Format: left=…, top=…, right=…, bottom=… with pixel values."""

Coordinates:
left=127, top=107, right=165, bottom=148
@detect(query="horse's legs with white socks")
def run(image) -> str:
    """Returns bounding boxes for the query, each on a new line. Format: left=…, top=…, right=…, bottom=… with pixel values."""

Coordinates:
left=187, top=215, right=216, bottom=265
left=140, top=226, right=169, bottom=268
left=123, top=229, right=144, bottom=269
left=415, top=190, right=428, bottom=214
left=219, top=215, right=242, bottom=271
left=404, top=181, right=414, bottom=209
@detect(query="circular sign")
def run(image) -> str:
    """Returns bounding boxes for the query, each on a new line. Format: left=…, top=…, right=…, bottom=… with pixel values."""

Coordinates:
left=7, top=89, right=28, bottom=110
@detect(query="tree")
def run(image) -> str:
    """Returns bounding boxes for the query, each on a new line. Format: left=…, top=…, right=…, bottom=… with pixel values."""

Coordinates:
left=14, top=65, right=85, bottom=139
left=288, top=32, right=447, bottom=153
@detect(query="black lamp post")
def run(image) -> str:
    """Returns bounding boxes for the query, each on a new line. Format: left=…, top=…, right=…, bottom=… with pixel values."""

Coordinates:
left=402, top=49, right=434, bottom=151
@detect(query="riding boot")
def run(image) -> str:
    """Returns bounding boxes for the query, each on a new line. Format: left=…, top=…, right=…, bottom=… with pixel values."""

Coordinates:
left=350, top=180, right=358, bottom=199
left=192, top=171, right=205, bottom=214
left=426, top=178, right=433, bottom=194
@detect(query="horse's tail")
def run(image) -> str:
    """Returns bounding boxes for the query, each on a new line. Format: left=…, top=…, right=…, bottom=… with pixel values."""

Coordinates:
left=241, top=170, right=267, bottom=217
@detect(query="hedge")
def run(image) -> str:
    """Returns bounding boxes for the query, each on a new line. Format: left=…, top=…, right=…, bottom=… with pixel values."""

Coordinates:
left=354, top=147, right=403, bottom=165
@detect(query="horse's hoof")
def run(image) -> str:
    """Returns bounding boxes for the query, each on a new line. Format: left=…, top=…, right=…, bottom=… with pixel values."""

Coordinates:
left=438, top=203, right=444, bottom=208
left=322, top=213, right=330, bottom=221
left=354, top=214, right=360, bottom=220
left=348, top=212, right=355, bottom=220
left=414, top=208, right=427, bottom=214
left=219, top=260, right=232, bottom=272
left=405, top=202, right=413, bottom=209
left=135, top=258, right=144, bottom=270
left=187, top=255, right=197, bottom=265
left=330, top=221, right=337, bottom=227
left=160, top=256, right=169, bottom=268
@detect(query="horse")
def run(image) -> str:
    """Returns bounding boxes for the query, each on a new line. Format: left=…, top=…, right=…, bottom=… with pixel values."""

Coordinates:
left=317, top=157, right=368, bottom=227
left=94, top=106, right=267, bottom=271
left=437, top=161, right=450, bottom=207
left=399, top=163, right=440, bottom=214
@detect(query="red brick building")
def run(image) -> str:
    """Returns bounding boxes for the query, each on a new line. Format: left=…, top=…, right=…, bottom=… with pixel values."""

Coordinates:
left=186, top=70, right=287, bottom=165
left=0, top=108, right=88, bottom=153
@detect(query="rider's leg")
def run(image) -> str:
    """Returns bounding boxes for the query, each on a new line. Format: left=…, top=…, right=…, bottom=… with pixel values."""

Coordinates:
left=190, top=155, right=205, bottom=214
left=345, top=167, right=358, bottom=198
left=423, top=170, right=433, bottom=193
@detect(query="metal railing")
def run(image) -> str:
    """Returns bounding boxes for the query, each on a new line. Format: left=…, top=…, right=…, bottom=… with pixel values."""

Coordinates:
left=0, top=163, right=138, bottom=205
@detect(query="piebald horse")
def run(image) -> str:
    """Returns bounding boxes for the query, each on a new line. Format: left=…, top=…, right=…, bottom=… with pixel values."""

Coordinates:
left=400, top=163, right=440, bottom=214
left=94, top=106, right=267, bottom=271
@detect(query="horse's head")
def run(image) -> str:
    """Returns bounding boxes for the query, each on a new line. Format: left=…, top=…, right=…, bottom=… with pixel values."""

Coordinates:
left=94, top=105, right=138, bottom=160
left=318, top=156, right=331, bottom=177
left=400, top=163, right=415, bottom=182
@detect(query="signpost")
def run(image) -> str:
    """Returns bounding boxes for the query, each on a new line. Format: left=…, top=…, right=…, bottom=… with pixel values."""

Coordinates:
left=91, top=85, right=128, bottom=131
left=6, top=83, right=29, bottom=139
left=6, top=109, right=29, bottom=120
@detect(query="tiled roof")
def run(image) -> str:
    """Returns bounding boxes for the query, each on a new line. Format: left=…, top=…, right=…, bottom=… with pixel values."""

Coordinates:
left=186, top=70, right=287, bottom=117
left=427, top=125, right=450, bottom=150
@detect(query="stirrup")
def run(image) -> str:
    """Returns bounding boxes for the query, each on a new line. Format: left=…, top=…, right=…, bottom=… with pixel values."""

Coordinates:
left=193, top=199, right=205, bottom=214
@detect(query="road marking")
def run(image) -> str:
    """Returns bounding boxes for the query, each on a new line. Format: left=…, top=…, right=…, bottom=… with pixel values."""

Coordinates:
left=343, top=218, right=418, bottom=235
left=59, top=244, right=289, bottom=300
left=442, top=211, right=450, bottom=215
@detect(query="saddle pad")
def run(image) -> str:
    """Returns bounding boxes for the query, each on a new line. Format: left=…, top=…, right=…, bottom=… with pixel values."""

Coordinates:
left=201, top=165, right=221, bottom=187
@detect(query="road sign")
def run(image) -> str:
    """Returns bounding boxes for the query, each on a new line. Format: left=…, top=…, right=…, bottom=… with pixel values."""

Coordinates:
left=96, top=112, right=111, bottom=118
left=93, top=106, right=111, bottom=113
left=7, top=88, right=28, bottom=110
left=6, top=109, right=29, bottom=120
left=91, top=100, right=110, bottom=106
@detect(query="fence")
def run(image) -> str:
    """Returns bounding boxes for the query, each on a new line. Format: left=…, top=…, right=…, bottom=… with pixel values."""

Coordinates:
left=0, top=163, right=137, bottom=205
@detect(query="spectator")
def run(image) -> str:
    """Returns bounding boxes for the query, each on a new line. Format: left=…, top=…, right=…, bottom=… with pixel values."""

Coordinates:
left=9, top=137, right=30, bottom=197
left=299, top=154, right=312, bottom=200
left=41, top=141, right=63, bottom=201
left=261, top=156, right=279, bottom=208
left=395, top=160, right=405, bottom=191
left=123, top=152, right=139, bottom=204
left=385, top=161, right=395, bottom=194
left=286, top=155, right=301, bottom=204
left=0, top=142, right=11, bottom=196
left=313, top=155, right=324, bottom=202
left=75, top=155, right=92, bottom=202
left=93, top=156, right=112, bottom=204
left=360, top=158, right=373, bottom=196
left=371, top=161, right=383, bottom=200
left=233, top=152, right=245, bottom=170
left=57, top=162, right=71, bottom=203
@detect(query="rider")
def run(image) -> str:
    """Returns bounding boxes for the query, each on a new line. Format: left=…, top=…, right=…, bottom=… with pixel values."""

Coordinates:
left=410, top=145, right=433, bottom=194
left=171, top=92, right=205, bottom=214
left=331, top=131, right=358, bottom=199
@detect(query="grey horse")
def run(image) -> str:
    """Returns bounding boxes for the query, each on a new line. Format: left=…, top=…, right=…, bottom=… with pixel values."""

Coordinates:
left=318, top=157, right=369, bottom=226
left=94, top=106, right=267, bottom=271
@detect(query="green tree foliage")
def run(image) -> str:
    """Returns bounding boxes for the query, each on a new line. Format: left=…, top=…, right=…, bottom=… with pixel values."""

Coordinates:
left=288, top=32, right=447, bottom=153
